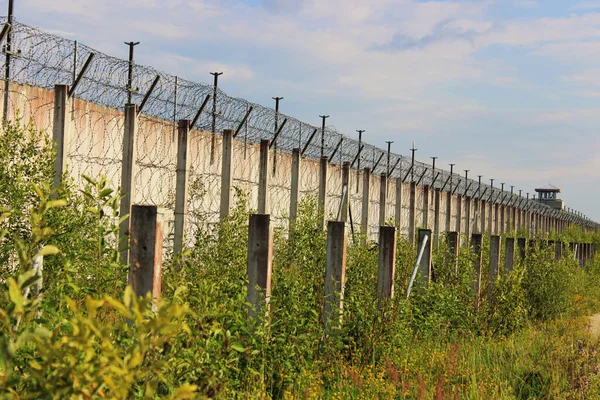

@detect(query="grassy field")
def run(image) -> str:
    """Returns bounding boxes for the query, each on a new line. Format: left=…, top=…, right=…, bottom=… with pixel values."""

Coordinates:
left=1, top=120, right=600, bottom=399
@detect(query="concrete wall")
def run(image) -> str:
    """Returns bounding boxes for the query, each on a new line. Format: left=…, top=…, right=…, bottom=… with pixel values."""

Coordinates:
left=3, top=83, right=585, bottom=246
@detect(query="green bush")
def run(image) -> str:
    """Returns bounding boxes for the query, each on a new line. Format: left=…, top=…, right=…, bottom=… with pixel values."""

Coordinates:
left=2, top=117, right=600, bottom=398
left=522, top=242, right=575, bottom=321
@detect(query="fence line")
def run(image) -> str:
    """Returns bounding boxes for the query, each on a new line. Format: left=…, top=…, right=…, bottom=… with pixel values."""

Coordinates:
left=0, top=18, right=597, bottom=240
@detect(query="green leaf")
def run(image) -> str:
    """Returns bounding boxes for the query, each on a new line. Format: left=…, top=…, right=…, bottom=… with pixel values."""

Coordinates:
left=104, top=296, right=132, bottom=319
left=85, top=296, right=105, bottom=319
left=99, top=188, right=114, bottom=197
left=86, top=206, right=99, bottom=215
left=18, top=269, right=40, bottom=290
left=36, top=245, right=60, bottom=257
left=81, top=174, right=96, bottom=186
left=32, top=184, right=44, bottom=199
left=8, top=278, right=24, bottom=316
left=124, top=286, right=134, bottom=308
left=46, top=199, right=68, bottom=209
left=230, top=343, right=247, bottom=353
left=173, top=384, right=198, bottom=399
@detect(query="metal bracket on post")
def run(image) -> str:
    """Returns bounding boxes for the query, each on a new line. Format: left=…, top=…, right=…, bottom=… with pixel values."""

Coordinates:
left=301, top=128, right=318, bottom=157
left=328, top=137, right=343, bottom=164
left=402, top=165, right=414, bottom=183
left=350, top=144, right=364, bottom=169
left=190, top=94, right=211, bottom=131
left=440, top=175, right=451, bottom=192
left=269, top=118, right=288, bottom=149
left=452, top=178, right=462, bottom=195
left=478, top=187, right=489, bottom=201
left=0, top=23, right=11, bottom=46
left=430, top=172, right=440, bottom=188
left=388, top=157, right=402, bottom=178
left=233, top=105, right=254, bottom=138
left=68, top=52, right=95, bottom=98
left=415, top=168, right=428, bottom=186
left=463, top=181, right=473, bottom=197
left=137, top=75, right=160, bottom=115
left=372, top=152, right=385, bottom=173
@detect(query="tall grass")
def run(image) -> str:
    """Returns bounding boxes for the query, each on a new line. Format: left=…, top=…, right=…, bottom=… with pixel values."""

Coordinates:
left=1, top=119, right=600, bottom=398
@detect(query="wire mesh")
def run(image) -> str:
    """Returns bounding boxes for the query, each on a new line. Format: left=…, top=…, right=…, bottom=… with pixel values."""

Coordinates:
left=0, top=17, right=596, bottom=238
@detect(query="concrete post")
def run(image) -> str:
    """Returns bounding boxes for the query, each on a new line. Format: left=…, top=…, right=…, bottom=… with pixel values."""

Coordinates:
left=52, top=84, right=69, bottom=192
left=511, top=207, right=516, bottom=232
left=471, top=233, right=483, bottom=305
left=517, top=238, right=526, bottom=262
left=173, top=119, right=191, bottom=254
left=465, top=197, right=472, bottom=239
left=489, top=235, right=501, bottom=292
left=587, top=243, right=591, bottom=264
left=377, top=226, right=397, bottom=301
left=445, top=191, right=452, bottom=232
left=379, top=173, right=387, bottom=226
left=361, top=167, right=371, bottom=236
left=446, top=231, right=459, bottom=274
left=323, top=221, right=347, bottom=331
left=247, top=214, right=273, bottom=320
left=119, top=103, right=138, bottom=265
left=554, top=241, right=562, bottom=262
left=423, top=186, right=430, bottom=229
left=500, top=205, right=505, bottom=235
left=341, top=162, right=350, bottom=223
left=318, top=156, right=329, bottom=229
left=409, top=182, right=416, bottom=244
left=219, top=129, right=234, bottom=221
left=394, top=177, right=402, bottom=230
left=433, top=189, right=441, bottom=248
left=472, top=199, right=478, bottom=233
left=480, top=200, right=486, bottom=234
left=456, top=195, right=463, bottom=237
left=488, top=202, right=493, bottom=233
left=257, top=139, right=270, bottom=214
left=289, top=148, right=301, bottom=227
left=418, top=229, right=432, bottom=284
left=129, top=205, right=162, bottom=299
left=493, top=204, right=499, bottom=234
left=505, top=237, right=515, bottom=274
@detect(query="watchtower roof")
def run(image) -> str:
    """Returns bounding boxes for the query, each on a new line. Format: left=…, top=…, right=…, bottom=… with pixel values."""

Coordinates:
left=535, top=183, right=560, bottom=193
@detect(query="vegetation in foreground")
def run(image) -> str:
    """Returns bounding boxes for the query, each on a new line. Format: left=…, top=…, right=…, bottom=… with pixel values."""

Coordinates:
left=1, top=120, right=600, bottom=399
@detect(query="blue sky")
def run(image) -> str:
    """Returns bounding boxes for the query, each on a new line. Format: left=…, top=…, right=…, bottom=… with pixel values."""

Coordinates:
left=4, top=0, right=600, bottom=220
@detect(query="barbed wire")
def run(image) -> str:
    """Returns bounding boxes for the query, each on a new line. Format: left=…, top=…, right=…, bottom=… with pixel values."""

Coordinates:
left=1, top=18, right=597, bottom=230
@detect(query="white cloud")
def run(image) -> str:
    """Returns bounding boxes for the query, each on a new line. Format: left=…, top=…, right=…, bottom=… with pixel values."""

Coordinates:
left=153, top=54, right=256, bottom=82
left=8, top=0, right=600, bottom=218
left=532, top=41, right=600, bottom=64
left=562, top=69, right=600, bottom=87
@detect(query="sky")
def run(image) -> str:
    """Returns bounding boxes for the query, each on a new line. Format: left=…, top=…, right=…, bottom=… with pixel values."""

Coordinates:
left=3, top=0, right=600, bottom=220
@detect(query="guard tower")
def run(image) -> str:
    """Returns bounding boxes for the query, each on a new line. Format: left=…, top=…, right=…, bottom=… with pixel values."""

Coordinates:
left=535, top=184, right=564, bottom=210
